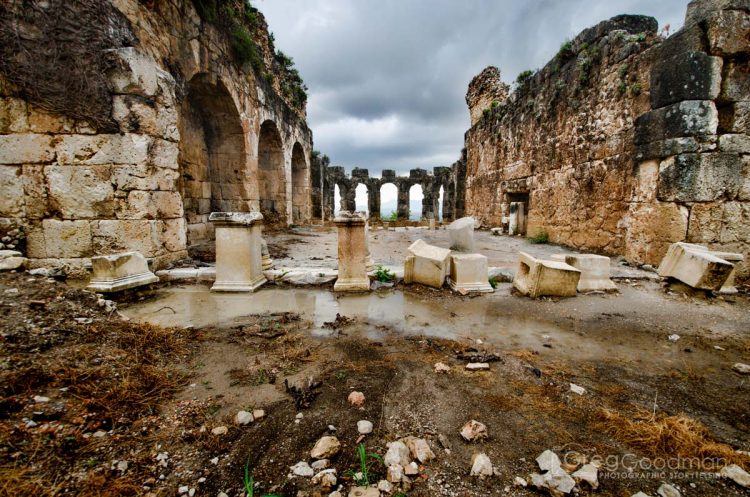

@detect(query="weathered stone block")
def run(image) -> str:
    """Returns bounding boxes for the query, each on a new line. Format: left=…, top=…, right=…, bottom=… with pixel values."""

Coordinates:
left=87, top=251, right=159, bottom=292
left=46, top=166, right=114, bottom=219
left=448, top=253, right=493, bottom=293
left=712, top=251, right=744, bottom=293
left=721, top=61, right=750, bottom=103
left=635, top=137, right=704, bottom=161
left=55, top=134, right=151, bottom=165
left=0, top=97, right=28, bottom=133
left=27, top=105, right=74, bottom=133
left=159, top=218, right=187, bottom=253
left=707, top=9, right=750, bottom=56
left=0, top=250, right=26, bottom=271
left=210, top=212, right=266, bottom=292
left=551, top=253, right=617, bottom=292
left=92, top=220, right=158, bottom=258
left=719, top=133, right=750, bottom=153
left=685, top=0, right=750, bottom=26
left=657, top=242, right=734, bottom=290
left=333, top=211, right=369, bottom=292
left=650, top=52, right=722, bottom=109
left=0, top=134, right=54, bottom=164
left=653, top=22, right=706, bottom=61
left=513, top=251, right=580, bottom=298
left=148, top=139, right=180, bottom=169
left=448, top=217, right=477, bottom=252
left=111, top=163, right=179, bottom=192
left=404, top=239, right=451, bottom=289
left=634, top=101, right=718, bottom=145
left=658, top=153, right=742, bottom=202
left=108, top=47, right=160, bottom=96
left=112, top=96, right=178, bottom=141
left=0, top=166, right=24, bottom=217
left=41, top=219, right=92, bottom=258
left=117, top=191, right=183, bottom=219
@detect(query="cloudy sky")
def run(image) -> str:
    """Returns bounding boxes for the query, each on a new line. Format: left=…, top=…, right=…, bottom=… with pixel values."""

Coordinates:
left=261, top=0, right=687, bottom=177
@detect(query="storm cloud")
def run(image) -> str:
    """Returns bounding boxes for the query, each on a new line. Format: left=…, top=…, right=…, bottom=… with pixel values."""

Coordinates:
left=260, top=0, right=687, bottom=175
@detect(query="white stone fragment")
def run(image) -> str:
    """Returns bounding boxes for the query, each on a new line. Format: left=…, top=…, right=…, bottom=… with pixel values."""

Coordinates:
left=384, top=441, right=411, bottom=467
left=569, top=383, right=586, bottom=395
left=657, top=483, right=681, bottom=497
left=460, top=420, right=488, bottom=441
left=733, top=363, right=750, bottom=374
left=357, top=420, right=373, bottom=434
left=657, top=242, right=734, bottom=291
left=403, top=436, right=435, bottom=463
left=234, top=410, right=254, bottom=425
left=404, top=239, right=451, bottom=288
left=434, top=362, right=451, bottom=373
left=572, top=463, right=599, bottom=489
left=448, top=217, right=477, bottom=252
left=465, top=362, right=490, bottom=371
left=470, top=452, right=493, bottom=477
left=291, top=461, right=314, bottom=477
left=720, top=464, right=750, bottom=488
left=86, top=251, right=158, bottom=293
left=311, top=436, right=341, bottom=459
left=536, top=450, right=562, bottom=472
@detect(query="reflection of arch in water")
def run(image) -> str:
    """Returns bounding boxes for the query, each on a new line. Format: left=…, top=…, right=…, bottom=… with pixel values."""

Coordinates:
left=409, top=184, right=423, bottom=221
left=354, top=183, right=368, bottom=216
left=258, top=120, right=286, bottom=221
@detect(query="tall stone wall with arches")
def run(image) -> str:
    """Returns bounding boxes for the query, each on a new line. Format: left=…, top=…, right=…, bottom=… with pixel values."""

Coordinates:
left=0, top=0, right=312, bottom=276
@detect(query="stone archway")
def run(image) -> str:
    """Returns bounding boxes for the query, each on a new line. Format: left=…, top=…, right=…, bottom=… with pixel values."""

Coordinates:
left=291, top=142, right=308, bottom=223
left=178, top=73, right=248, bottom=244
left=258, top=120, right=286, bottom=222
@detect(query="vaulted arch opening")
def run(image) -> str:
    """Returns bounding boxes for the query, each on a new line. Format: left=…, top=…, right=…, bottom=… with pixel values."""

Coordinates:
left=380, top=183, right=397, bottom=220
left=355, top=183, right=368, bottom=217
left=258, top=120, right=286, bottom=222
left=291, top=142, right=308, bottom=223
left=409, top=184, right=423, bottom=221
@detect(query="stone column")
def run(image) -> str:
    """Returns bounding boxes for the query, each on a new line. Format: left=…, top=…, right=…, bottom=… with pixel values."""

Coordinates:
left=334, top=211, right=370, bottom=292
left=397, top=184, right=410, bottom=221
left=422, top=188, right=434, bottom=221
left=368, top=186, right=380, bottom=221
left=209, top=211, right=266, bottom=292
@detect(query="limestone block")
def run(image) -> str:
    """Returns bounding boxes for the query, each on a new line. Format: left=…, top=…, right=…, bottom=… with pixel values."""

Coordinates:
left=27, top=105, right=74, bottom=133
left=22, top=165, right=49, bottom=219
left=111, top=164, right=179, bottom=192
left=112, top=96, right=178, bottom=141
left=448, top=217, right=477, bottom=252
left=46, top=166, right=114, bottom=218
left=210, top=212, right=266, bottom=292
left=634, top=101, right=718, bottom=145
left=658, top=153, right=742, bottom=202
left=159, top=218, right=187, bottom=253
left=650, top=52, right=722, bottom=109
left=86, top=251, right=159, bottom=292
left=722, top=61, right=750, bottom=103
left=712, top=251, right=744, bottom=294
left=0, top=165, right=24, bottom=217
left=404, top=239, right=451, bottom=288
left=719, top=134, right=750, bottom=154
left=550, top=254, right=617, bottom=292
left=0, top=134, right=54, bottom=164
left=92, top=220, right=159, bottom=258
left=513, top=251, right=580, bottom=298
left=685, top=0, right=750, bottom=26
left=41, top=219, right=93, bottom=258
left=116, top=191, right=183, bottom=219
left=0, top=97, right=28, bottom=133
left=657, top=242, right=734, bottom=290
left=707, top=9, right=750, bottom=56
left=55, top=134, right=151, bottom=165
left=448, top=253, right=493, bottom=293
left=148, top=139, right=180, bottom=169
left=0, top=250, right=26, bottom=271
left=333, top=211, right=369, bottom=292
left=108, top=47, right=160, bottom=96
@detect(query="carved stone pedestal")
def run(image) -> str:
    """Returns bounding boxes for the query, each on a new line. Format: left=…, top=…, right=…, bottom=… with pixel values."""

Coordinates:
left=334, top=211, right=370, bottom=292
left=210, top=212, right=266, bottom=292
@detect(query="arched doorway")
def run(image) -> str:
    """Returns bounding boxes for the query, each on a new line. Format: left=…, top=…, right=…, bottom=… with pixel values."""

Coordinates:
left=438, top=185, right=445, bottom=221
left=409, top=184, right=423, bottom=221
left=291, top=142, right=308, bottom=223
left=355, top=184, right=368, bottom=217
left=178, top=73, right=247, bottom=244
left=333, top=184, right=342, bottom=217
left=380, top=183, right=397, bottom=220
left=258, top=120, right=286, bottom=222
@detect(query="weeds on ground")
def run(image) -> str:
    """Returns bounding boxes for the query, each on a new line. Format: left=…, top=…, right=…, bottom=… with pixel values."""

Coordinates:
left=374, top=265, right=396, bottom=282
left=489, top=277, right=498, bottom=289
left=344, top=443, right=384, bottom=486
left=528, top=231, right=549, bottom=244
left=386, top=210, right=398, bottom=222
left=244, top=461, right=281, bottom=497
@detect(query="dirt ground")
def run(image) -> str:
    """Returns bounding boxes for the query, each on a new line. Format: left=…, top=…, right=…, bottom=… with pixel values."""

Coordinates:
left=2, top=248, right=750, bottom=496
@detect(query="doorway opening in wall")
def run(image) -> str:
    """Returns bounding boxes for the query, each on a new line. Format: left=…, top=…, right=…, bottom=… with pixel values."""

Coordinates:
left=380, top=183, right=397, bottom=220
left=507, top=191, right=530, bottom=235
left=409, top=184, right=423, bottom=221
left=258, top=120, right=286, bottom=224
left=438, top=185, right=445, bottom=222
left=334, top=184, right=342, bottom=217
left=354, top=184, right=368, bottom=217
left=291, top=142, right=308, bottom=224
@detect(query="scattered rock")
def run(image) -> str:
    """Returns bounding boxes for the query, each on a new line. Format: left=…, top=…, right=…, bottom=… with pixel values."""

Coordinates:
left=572, top=463, right=598, bottom=489
left=387, top=464, right=404, bottom=483
left=403, top=436, right=435, bottom=463
left=720, top=464, right=750, bottom=488
left=434, top=362, right=451, bottom=373
left=348, top=487, right=379, bottom=497
left=536, top=450, right=562, bottom=472
left=178, top=486, right=189, bottom=495
left=357, top=420, right=373, bottom=434
left=234, top=410, right=254, bottom=425
left=252, top=409, right=266, bottom=420
left=438, top=433, right=452, bottom=451
left=461, top=419, right=488, bottom=442
left=33, top=396, right=50, bottom=403
left=311, top=436, right=341, bottom=459
left=668, top=334, right=680, bottom=342
left=377, top=479, right=393, bottom=493
left=404, top=461, right=419, bottom=476
left=348, top=391, right=365, bottom=407
left=465, top=362, right=490, bottom=371
left=0, top=250, right=26, bottom=271
left=311, top=459, right=329, bottom=470
left=514, top=476, right=528, bottom=487
left=384, top=440, right=410, bottom=467
left=657, top=483, right=681, bottom=497
left=116, top=460, right=128, bottom=472
left=569, top=383, right=586, bottom=395
left=631, top=493, right=652, bottom=497
left=312, top=469, right=337, bottom=489
left=530, top=468, right=576, bottom=496
left=733, top=363, right=750, bottom=375
left=470, top=452, right=493, bottom=477
left=210, top=426, right=228, bottom=435
left=291, top=461, right=314, bottom=477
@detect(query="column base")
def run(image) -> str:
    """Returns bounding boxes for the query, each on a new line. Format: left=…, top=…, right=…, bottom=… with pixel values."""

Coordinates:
left=211, top=275, right=267, bottom=292
left=448, top=278, right=494, bottom=293
left=88, top=272, right=159, bottom=293
left=334, top=277, right=371, bottom=292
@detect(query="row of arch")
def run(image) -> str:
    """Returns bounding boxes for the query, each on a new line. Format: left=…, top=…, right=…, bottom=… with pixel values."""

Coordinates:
left=178, top=73, right=311, bottom=244
left=335, top=184, right=446, bottom=220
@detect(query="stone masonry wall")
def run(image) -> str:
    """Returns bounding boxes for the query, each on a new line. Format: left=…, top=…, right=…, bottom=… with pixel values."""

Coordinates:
left=0, top=0, right=313, bottom=277
left=463, top=0, right=750, bottom=280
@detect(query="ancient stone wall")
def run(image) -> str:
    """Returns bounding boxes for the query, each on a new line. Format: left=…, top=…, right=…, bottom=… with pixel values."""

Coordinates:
left=463, top=0, right=750, bottom=279
left=0, top=0, right=313, bottom=276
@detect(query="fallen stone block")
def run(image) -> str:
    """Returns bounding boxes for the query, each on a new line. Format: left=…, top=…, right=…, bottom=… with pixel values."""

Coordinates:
left=0, top=250, right=26, bottom=271
left=449, top=253, right=493, bottom=293
left=513, top=252, right=580, bottom=298
left=550, top=253, right=617, bottom=292
left=712, top=251, right=744, bottom=294
left=447, top=216, right=476, bottom=252
left=86, top=251, right=158, bottom=292
left=404, top=239, right=451, bottom=288
left=657, top=242, right=734, bottom=291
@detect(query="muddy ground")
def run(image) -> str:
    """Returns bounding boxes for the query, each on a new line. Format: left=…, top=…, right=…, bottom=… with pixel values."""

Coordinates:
left=1, top=267, right=750, bottom=497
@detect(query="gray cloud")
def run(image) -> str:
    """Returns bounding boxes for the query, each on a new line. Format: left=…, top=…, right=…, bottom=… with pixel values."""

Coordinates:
left=259, top=0, right=687, bottom=175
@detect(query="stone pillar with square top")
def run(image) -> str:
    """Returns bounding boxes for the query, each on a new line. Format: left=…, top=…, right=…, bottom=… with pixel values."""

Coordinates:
left=209, top=211, right=266, bottom=292
left=334, top=211, right=370, bottom=291
left=449, top=253, right=493, bottom=293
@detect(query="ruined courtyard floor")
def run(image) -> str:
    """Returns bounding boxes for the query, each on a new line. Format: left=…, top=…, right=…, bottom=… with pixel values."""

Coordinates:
left=2, top=229, right=750, bottom=496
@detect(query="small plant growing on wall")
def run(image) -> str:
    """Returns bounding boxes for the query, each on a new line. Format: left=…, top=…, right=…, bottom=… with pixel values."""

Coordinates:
left=630, top=83, right=642, bottom=96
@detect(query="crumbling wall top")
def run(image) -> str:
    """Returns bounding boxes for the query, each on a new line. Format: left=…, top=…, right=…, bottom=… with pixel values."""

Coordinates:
left=465, top=66, right=509, bottom=127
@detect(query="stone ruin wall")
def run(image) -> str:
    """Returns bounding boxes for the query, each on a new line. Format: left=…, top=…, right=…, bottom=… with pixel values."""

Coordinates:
left=0, top=0, right=313, bottom=276
left=319, top=164, right=464, bottom=223
left=463, top=0, right=750, bottom=280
